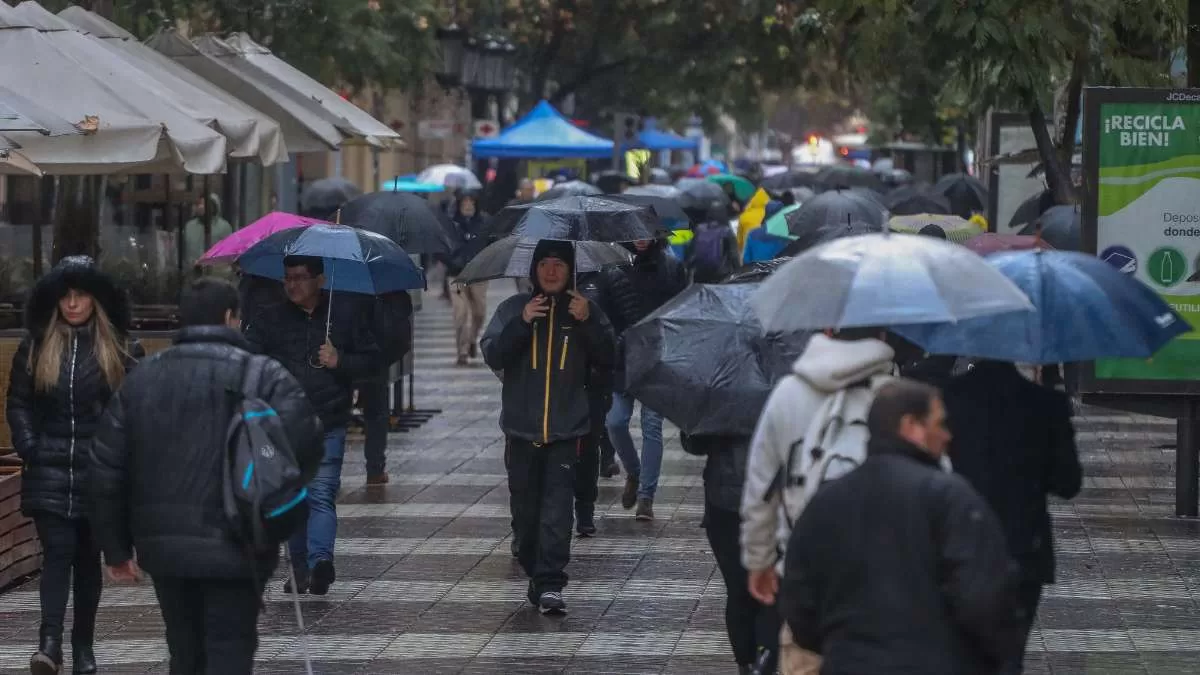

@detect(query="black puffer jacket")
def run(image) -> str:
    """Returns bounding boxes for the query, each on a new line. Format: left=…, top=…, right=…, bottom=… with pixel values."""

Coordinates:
left=6, top=257, right=142, bottom=519
left=89, top=327, right=323, bottom=578
left=243, top=294, right=380, bottom=429
left=681, top=433, right=749, bottom=513
left=781, top=437, right=1024, bottom=675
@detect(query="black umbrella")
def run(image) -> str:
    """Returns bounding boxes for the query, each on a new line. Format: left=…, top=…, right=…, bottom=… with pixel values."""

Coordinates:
left=338, top=191, right=458, bottom=255
left=602, top=193, right=691, bottom=227
left=780, top=219, right=883, bottom=257
left=884, top=186, right=953, bottom=216
left=675, top=178, right=730, bottom=212
left=933, top=173, right=988, bottom=219
left=724, top=257, right=794, bottom=284
left=1008, top=190, right=1055, bottom=229
left=593, top=171, right=636, bottom=195
left=761, top=169, right=820, bottom=191
left=455, top=236, right=632, bottom=285
left=625, top=184, right=681, bottom=199
left=785, top=189, right=888, bottom=239
left=815, top=165, right=887, bottom=193
left=1018, top=205, right=1080, bottom=250
left=300, top=177, right=362, bottom=219
left=536, top=180, right=602, bottom=200
left=624, top=281, right=813, bottom=436
left=490, top=195, right=662, bottom=242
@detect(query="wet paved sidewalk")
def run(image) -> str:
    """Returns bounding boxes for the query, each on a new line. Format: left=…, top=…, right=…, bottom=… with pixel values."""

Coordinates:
left=2, top=285, right=1200, bottom=673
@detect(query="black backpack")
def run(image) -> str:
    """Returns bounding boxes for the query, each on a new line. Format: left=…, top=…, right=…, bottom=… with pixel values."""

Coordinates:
left=222, top=355, right=308, bottom=554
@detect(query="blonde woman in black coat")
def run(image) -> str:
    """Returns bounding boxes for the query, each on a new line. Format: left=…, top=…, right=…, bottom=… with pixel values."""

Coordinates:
left=6, top=257, right=142, bottom=675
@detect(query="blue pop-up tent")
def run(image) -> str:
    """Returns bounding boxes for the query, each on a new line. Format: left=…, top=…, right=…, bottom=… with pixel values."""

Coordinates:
left=631, top=128, right=699, bottom=151
left=472, top=101, right=614, bottom=158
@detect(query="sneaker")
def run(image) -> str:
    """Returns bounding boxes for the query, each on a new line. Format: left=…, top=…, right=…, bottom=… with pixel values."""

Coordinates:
left=309, top=559, right=336, bottom=596
left=366, top=472, right=389, bottom=486
left=635, top=497, right=654, bottom=521
left=538, top=591, right=567, bottom=615
left=621, top=473, right=639, bottom=509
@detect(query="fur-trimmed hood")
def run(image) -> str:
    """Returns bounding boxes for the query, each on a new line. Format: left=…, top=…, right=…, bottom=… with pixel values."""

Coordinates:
left=25, top=256, right=131, bottom=339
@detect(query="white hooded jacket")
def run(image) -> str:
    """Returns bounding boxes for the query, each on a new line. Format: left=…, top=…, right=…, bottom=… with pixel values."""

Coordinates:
left=739, top=334, right=895, bottom=574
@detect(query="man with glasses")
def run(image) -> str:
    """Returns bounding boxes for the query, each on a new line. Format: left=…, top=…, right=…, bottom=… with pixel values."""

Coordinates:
left=244, top=255, right=381, bottom=596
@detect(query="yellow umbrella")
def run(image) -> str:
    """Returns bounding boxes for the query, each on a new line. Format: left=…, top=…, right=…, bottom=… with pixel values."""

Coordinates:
left=887, top=213, right=983, bottom=243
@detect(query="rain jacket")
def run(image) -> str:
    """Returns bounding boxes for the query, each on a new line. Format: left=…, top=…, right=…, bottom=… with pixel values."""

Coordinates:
left=741, top=227, right=789, bottom=264
left=736, top=188, right=770, bottom=252
left=740, top=334, right=895, bottom=574
left=480, top=242, right=616, bottom=444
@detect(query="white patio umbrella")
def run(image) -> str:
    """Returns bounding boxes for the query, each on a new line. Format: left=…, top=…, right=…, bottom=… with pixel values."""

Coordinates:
left=417, top=164, right=482, bottom=190
left=58, top=5, right=287, bottom=166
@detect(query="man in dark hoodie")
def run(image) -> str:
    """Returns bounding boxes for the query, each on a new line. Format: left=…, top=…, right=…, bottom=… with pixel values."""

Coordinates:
left=480, top=241, right=616, bottom=614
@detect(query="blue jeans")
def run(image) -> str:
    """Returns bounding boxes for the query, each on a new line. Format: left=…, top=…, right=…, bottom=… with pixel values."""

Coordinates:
left=605, top=391, right=664, bottom=499
left=288, top=427, right=347, bottom=570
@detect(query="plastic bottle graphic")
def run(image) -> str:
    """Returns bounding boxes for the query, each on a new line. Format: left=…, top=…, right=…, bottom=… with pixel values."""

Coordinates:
left=1162, top=251, right=1174, bottom=285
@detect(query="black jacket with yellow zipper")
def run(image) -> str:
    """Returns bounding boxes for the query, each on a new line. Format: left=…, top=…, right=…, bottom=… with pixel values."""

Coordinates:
left=481, top=291, right=616, bottom=444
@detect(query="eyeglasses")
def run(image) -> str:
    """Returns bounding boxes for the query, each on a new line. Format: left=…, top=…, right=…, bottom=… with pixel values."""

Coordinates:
left=283, top=274, right=315, bottom=284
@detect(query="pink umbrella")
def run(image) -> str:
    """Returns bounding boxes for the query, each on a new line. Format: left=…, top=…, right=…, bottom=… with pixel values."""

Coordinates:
left=964, top=232, right=1055, bottom=256
left=198, top=212, right=330, bottom=265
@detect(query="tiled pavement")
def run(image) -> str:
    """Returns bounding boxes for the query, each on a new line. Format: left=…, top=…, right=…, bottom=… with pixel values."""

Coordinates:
left=2, top=285, right=1200, bottom=673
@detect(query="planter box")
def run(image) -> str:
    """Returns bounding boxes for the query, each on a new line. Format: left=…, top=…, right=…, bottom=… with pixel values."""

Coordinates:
left=0, top=472, right=40, bottom=590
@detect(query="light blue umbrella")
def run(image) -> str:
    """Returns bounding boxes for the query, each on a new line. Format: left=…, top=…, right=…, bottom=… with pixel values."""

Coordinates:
left=892, top=251, right=1190, bottom=363
left=751, top=233, right=1034, bottom=332
left=381, top=177, right=444, bottom=193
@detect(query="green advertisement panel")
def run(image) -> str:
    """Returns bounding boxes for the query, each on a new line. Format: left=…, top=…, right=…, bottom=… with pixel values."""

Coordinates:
left=1093, top=95, right=1200, bottom=381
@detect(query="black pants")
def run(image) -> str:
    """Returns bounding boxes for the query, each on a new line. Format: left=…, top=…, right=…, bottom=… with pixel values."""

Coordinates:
left=357, top=374, right=390, bottom=475
left=1002, top=580, right=1044, bottom=675
left=506, top=437, right=578, bottom=592
left=574, top=430, right=601, bottom=511
left=704, top=503, right=779, bottom=667
left=153, top=576, right=265, bottom=675
left=32, top=513, right=102, bottom=644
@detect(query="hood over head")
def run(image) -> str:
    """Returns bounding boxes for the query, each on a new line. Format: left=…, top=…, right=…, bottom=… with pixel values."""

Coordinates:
left=25, top=255, right=131, bottom=340
left=529, top=239, right=576, bottom=293
left=793, top=332, right=894, bottom=392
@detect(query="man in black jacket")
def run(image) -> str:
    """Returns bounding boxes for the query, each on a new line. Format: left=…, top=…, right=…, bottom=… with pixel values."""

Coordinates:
left=597, top=238, right=688, bottom=520
left=481, top=240, right=615, bottom=614
left=943, top=360, right=1082, bottom=674
left=243, top=255, right=381, bottom=595
left=780, top=379, right=1023, bottom=675
left=90, top=279, right=323, bottom=674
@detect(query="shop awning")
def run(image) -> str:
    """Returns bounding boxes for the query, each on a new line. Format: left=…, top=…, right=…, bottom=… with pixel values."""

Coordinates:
left=57, top=5, right=288, bottom=166
left=472, top=101, right=614, bottom=159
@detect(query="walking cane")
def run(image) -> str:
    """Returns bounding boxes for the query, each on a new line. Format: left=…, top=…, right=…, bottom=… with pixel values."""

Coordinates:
left=281, top=545, right=315, bottom=675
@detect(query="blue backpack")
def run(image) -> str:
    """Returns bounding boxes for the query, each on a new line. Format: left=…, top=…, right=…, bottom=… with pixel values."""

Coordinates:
left=223, top=355, right=308, bottom=554
left=692, top=221, right=732, bottom=282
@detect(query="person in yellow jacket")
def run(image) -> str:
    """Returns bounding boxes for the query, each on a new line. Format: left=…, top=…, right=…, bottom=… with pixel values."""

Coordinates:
left=737, top=188, right=771, bottom=253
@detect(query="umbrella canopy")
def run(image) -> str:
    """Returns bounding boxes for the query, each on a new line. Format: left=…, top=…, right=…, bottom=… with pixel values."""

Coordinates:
left=675, top=178, right=731, bottom=213
left=893, top=251, right=1190, bottom=363
left=624, top=281, right=812, bottom=436
left=724, top=257, right=793, bottom=284
left=762, top=204, right=801, bottom=238
left=753, top=233, right=1034, bottom=332
left=784, top=189, right=888, bottom=240
left=648, top=167, right=672, bottom=185
left=878, top=168, right=915, bottom=188
left=1008, top=190, right=1055, bottom=229
left=338, top=191, right=457, bottom=255
left=0, top=83, right=78, bottom=135
left=708, top=173, right=756, bottom=202
left=686, top=159, right=727, bottom=177
left=815, top=165, right=886, bottom=193
left=239, top=224, right=424, bottom=295
left=381, top=177, right=444, bottom=193
left=602, top=193, right=690, bottom=228
left=964, top=233, right=1054, bottom=256
left=417, top=163, right=482, bottom=190
left=594, top=171, right=635, bottom=195
left=625, top=183, right=680, bottom=199
left=492, top=195, right=661, bottom=242
left=933, top=172, right=988, bottom=219
left=300, top=178, right=362, bottom=219
left=536, top=180, right=602, bottom=201
left=779, top=219, right=881, bottom=257
left=198, top=211, right=328, bottom=265
left=455, top=236, right=632, bottom=285
left=887, top=214, right=984, bottom=243
left=884, top=186, right=952, bottom=216
left=761, top=169, right=820, bottom=191
left=1017, top=205, right=1080, bottom=250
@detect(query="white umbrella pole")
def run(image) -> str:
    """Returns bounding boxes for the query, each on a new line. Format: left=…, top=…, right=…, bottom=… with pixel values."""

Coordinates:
left=326, top=260, right=334, bottom=341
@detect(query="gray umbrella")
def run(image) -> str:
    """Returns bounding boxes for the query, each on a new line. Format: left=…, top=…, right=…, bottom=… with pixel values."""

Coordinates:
left=536, top=180, right=602, bottom=200
left=455, top=236, right=632, bottom=285
left=301, top=177, right=362, bottom=219
left=1018, top=204, right=1080, bottom=250
left=752, top=233, right=1034, bottom=332
left=625, top=281, right=812, bottom=436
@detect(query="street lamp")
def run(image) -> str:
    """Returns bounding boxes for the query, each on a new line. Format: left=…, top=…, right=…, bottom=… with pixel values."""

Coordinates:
left=435, top=22, right=466, bottom=87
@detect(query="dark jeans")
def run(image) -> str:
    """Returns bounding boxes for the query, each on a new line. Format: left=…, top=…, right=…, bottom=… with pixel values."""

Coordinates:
left=507, top=437, right=578, bottom=592
left=32, top=513, right=102, bottom=644
left=153, top=576, right=265, bottom=675
left=1002, top=580, right=1044, bottom=675
left=704, top=503, right=779, bottom=667
left=357, top=374, right=390, bottom=475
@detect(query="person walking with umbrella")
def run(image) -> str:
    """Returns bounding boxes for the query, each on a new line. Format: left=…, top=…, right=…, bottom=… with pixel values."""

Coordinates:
left=480, top=241, right=615, bottom=614
left=595, top=238, right=688, bottom=520
left=446, top=193, right=491, bottom=366
left=243, top=255, right=382, bottom=595
left=6, top=256, right=143, bottom=675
